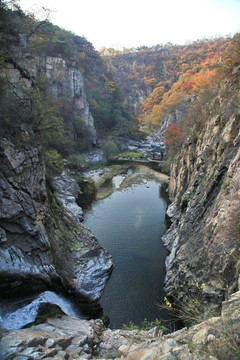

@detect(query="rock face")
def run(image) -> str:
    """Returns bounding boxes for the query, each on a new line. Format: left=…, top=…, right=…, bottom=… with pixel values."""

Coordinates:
left=53, top=172, right=84, bottom=222
left=0, top=138, right=57, bottom=290
left=3, top=48, right=97, bottom=144
left=162, top=68, right=240, bottom=304
left=0, top=138, right=113, bottom=301
left=41, top=56, right=97, bottom=143
left=1, top=290, right=240, bottom=359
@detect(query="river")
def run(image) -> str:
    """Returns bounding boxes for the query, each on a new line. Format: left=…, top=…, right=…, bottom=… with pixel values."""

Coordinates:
left=83, top=165, right=171, bottom=329
left=0, top=165, right=171, bottom=330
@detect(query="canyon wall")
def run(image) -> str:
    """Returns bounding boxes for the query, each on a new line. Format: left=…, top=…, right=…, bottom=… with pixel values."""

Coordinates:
left=0, top=136, right=113, bottom=302
left=162, top=66, right=240, bottom=304
left=0, top=29, right=117, bottom=301
left=3, top=36, right=97, bottom=144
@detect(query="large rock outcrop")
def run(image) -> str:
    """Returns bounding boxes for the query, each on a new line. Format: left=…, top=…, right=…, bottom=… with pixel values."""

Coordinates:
left=0, top=138, right=113, bottom=301
left=40, top=55, right=96, bottom=143
left=53, top=171, right=84, bottom=223
left=162, top=67, right=240, bottom=304
left=3, top=37, right=97, bottom=144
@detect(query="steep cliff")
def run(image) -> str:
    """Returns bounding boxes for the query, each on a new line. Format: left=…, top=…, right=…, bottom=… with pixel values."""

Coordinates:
left=162, top=66, right=240, bottom=305
left=2, top=47, right=97, bottom=144
left=0, top=137, right=113, bottom=301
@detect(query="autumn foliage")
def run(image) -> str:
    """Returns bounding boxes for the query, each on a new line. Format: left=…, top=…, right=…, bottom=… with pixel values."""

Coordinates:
left=140, top=50, right=223, bottom=125
left=102, top=37, right=232, bottom=129
left=164, top=123, right=185, bottom=146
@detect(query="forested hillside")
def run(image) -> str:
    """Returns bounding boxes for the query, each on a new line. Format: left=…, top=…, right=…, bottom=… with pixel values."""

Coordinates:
left=102, top=35, right=240, bottom=168
left=0, top=0, right=136, bottom=174
left=102, top=39, right=228, bottom=116
left=2, top=1, right=239, bottom=162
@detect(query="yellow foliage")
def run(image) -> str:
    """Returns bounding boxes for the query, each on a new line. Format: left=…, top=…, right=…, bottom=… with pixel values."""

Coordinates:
left=164, top=297, right=172, bottom=308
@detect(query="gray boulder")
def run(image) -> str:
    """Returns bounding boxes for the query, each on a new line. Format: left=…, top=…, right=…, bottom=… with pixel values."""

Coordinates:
left=0, top=139, right=113, bottom=301
left=53, top=171, right=83, bottom=222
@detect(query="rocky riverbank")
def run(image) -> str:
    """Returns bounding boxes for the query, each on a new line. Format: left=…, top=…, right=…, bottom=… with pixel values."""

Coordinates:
left=0, top=138, right=113, bottom=304
left=82, top=164, right=169, bottom=201
left=1, top=289, right=239, bottom=359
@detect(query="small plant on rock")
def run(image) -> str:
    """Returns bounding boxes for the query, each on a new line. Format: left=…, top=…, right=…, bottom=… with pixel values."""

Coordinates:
left=122, top=318, right=166, bottom=333
left=161, top=283, right=220, bottom=327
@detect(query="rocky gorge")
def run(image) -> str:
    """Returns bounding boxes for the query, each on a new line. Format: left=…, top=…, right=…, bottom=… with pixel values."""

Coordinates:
left=1, top=125, right=240, bottom=359
left=1, top=5, right=240, bottom=358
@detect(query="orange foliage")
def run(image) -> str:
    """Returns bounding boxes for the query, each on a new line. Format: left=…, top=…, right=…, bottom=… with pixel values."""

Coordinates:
left=144, top=77, right=157, bottom=87
left=102, top=36, right=233, bottom=130
left=164, top=123, right=185, bottom=149
left=181, top=80, right=193, bottom=92
left=141, top=49, right=222, bottom=125
left=207, top=51, right=215, bottom=59
left=143, top=86, right=165, bottom=112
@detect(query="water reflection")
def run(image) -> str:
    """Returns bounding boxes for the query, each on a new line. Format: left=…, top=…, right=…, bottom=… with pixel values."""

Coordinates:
left=83, top=165, right=171, bottom=329
left=133, top=206, right=145, bottom=229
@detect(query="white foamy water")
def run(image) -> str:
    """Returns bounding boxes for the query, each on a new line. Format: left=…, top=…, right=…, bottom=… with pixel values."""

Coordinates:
left=0, top=291, right=82, bottom=329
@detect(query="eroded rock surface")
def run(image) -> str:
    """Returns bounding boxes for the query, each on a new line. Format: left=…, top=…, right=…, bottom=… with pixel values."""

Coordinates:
left=2, top=52, right=97, bottom=144
left=162, top=67, right=240, bottom=304
left=0, top=138, right=113, bottom=301
left=0, top=138, right=57, bottom=292
left=53, top=171, right=84, bottom=222
left=1, top=290, right=239, bottom=359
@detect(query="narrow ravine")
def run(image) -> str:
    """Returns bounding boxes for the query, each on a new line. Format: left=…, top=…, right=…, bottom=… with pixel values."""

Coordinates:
left=83, top=165, right=171, bottom=329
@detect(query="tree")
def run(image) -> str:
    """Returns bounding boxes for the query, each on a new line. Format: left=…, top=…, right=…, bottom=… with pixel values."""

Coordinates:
left=101, top=137, right=119, bottom=161
left=164, top=123, right=185, bottom=152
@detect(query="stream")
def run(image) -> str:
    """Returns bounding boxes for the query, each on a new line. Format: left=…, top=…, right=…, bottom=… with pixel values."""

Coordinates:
left=83, top=165, right=171, bottom=329
left=0, top=165, right=171, bottom=330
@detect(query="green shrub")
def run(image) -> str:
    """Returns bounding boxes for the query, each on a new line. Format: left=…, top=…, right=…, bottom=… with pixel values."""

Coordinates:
left=45, top=149, right=64, bottom=174
left=101, top=137, right=119, bottom=160
left=66, top=153, right=86, bottom=169
left=122, top=318, right=166, bottom=333
left=116, top=151, right=145, bottom=159
left=160, top=159, right=172, bottom=174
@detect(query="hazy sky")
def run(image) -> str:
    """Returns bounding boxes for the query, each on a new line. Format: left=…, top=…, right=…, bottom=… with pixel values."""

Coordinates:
left=19, top=0, right=240, bottom=50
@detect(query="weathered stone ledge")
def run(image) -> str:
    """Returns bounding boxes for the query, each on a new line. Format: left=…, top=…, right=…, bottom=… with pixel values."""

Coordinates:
left=1, top=290, right=239, bottom=359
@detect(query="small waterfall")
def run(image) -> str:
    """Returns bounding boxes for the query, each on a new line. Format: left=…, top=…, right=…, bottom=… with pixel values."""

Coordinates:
left=0, top=291, right=83, bottom=330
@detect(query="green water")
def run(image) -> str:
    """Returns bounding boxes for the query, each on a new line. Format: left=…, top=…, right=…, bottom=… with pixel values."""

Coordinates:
left=83, top=167, right=171, bottom=329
